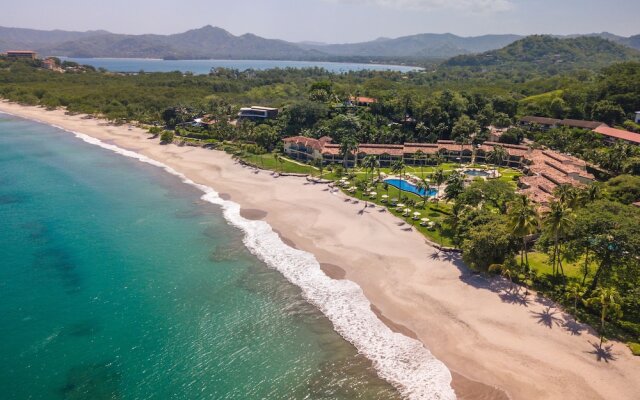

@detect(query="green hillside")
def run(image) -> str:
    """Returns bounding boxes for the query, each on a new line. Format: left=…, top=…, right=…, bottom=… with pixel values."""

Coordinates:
left=444, top=35, right=640, bottom=73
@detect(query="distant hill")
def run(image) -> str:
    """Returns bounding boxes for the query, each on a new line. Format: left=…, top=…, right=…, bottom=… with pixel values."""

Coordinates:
left=0, top=26, right=639, bottom=63
left=38, top=26, right=322, bottom=60
left=299, top=33, right=523, bottom=59
left=443, top=35, right=640, bottom=72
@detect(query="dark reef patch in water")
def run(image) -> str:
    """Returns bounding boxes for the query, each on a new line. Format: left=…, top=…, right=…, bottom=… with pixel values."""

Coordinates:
left=58, top=361, right=122, bottom=400
left=209, top=243, right=249, bottom=263
left=21, top=221, right=48, bottom=241
left=63, top=320, right=101, bottom=338
left=33, top=247, right=82, bottom=293
left=0, top=193, right=26, bottom=205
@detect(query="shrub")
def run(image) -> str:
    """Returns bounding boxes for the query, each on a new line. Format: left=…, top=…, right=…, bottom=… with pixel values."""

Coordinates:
left=160, top=131, right=174, bottom=144
left=629, top=342, right=640, bottom=356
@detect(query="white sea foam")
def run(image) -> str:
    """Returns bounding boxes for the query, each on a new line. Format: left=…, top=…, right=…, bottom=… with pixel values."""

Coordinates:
left=0, top=111, right=456, bottom=399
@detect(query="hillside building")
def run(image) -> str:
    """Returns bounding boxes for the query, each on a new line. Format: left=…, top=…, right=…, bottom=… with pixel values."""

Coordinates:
left=6, top=50, right=37, bottom=59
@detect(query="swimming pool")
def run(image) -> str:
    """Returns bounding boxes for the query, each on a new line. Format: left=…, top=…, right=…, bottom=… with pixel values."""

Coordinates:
left=464, top=169, right=491, bottom=177
left=384, top=179, right=438, bottom=197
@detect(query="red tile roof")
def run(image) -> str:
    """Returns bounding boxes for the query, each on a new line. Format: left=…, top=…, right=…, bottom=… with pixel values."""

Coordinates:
left=357, top=144, right=404, bottom=156
left=403, top=143, right=439, bottom=154
left=350, top=96, right=377, bottom=104
left=593, top=126, right=640, bottom=144
left=321, top=144, right=342, bottom=155
left=520, top=116, right=562, bottom=125
left=560, top=119, right=607, bottom=130
left=283, top=136, right=324, bottom=151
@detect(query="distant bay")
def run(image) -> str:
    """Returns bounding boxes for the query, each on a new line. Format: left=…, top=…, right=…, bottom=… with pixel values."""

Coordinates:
left=62, top=58, right=422, bottom=74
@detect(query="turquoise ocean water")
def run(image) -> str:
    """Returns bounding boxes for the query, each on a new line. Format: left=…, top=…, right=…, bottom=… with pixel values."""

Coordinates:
left=0, top=115, right=402, bottom=399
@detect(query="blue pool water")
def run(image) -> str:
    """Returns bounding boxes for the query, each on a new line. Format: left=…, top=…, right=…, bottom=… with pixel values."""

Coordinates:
left=384, top=179, right=438, bottom=197
left=463, top=170, right=491, bottom=177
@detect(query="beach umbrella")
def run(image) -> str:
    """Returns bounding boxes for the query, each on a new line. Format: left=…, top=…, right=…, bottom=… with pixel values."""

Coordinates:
left=369, top=191, right=377, bottom=196
left=381, top=194, right=389, bottom=198
left=340, top=177, right=347, bottom=181
left=397, top=203, right=406, bottom=208
left=413, top=212, right=421, bottom=216
left=420, top=217, right=430, bottom=222
left=403, top=208, right=411, bottom=213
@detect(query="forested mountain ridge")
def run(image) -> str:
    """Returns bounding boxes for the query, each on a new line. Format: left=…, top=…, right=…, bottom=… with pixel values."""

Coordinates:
left=298, top=33, right=523, bottom=59
left=1, top=25, right=639, bottom=63
left=443, top=35, right=640, bottom=72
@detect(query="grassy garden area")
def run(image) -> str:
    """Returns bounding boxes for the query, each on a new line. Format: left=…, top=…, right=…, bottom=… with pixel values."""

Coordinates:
left=234, top=148, right=523, bottom=248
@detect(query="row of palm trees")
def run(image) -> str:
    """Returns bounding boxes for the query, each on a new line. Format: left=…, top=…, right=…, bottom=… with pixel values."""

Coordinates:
left=504, top=184, right=626, bottom=343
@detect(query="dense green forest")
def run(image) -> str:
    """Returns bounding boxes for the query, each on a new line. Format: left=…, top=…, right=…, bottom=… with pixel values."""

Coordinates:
left=1, top=52, right=639, bottom=352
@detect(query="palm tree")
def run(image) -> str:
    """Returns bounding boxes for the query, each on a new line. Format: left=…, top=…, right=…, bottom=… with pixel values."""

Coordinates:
left=564, top=282, right=586, bottom=315
left=432, top=168, right=446, bottom=202
left=489, top=263, right=516, bottom=289
left=340, top=135, right=358, bottom=171
left=487, top=145, right=508, bottom=167
left=508, top=194, right=539, bottom=270
left=415, top=151, right=425, bottom=178
left=578, top=183, right=601, bottom=206
left=362, top=155, right=378, bottom=185
left=273, top=153, right=281, bottom=173
left=587, top=287, right=622, bottom=346
left=391, top=159, right=406, bottom=199
left=420, top=178, right=431, bottom=207
left=554, top=184, right=578, bottom=208
left=544, top=201, right=574, bottom=278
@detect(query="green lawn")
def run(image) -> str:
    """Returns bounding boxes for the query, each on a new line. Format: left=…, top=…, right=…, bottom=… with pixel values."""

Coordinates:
left=527, top=251, right=589, bottom=280
left=235, top=151, right=526, bottom=248
left=338, top=179, right=455, bottom=247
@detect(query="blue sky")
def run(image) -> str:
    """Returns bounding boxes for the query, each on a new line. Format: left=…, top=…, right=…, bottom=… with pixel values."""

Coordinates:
left=1, top=0, right=637, bottom=42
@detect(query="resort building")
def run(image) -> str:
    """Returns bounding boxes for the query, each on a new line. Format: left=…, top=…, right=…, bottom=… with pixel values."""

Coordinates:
left=237, top=106, right=279, bottom=120
left=282, top=136, right=332, bottom=162
left=282, top=135, right=595, bottom=206
left=348, top=96, right=377, bottom=107
left=519, top=150, right=594, bottom=205
left=520, top=116, right=640, bottom=146
left=5, top=50, right=37, bottom=59
left=519, top=116, right=562, bottom=130
left=593, top=125, right=640, bottom=146
left=559, top=119, right=607, bottom=130
left=356, top=144, right=403, bottom=166
left=519, top=116, right=607, bottom=131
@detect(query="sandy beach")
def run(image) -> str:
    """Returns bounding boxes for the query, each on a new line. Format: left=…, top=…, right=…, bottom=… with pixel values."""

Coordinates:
left=2, top=101, right=639, bottom=400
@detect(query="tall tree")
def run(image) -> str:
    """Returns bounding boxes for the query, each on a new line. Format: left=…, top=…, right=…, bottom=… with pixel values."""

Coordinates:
left=587, top=287, right=622, bottom=346
left=508, top=195, right=539, bottom=270
left=340, top=135, right=358, bottom=170
left=544, top=201, right=574, bottom=278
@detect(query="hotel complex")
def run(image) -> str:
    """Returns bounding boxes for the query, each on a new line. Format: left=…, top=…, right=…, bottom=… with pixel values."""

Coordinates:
left=284, top=136, right=594, bottom=206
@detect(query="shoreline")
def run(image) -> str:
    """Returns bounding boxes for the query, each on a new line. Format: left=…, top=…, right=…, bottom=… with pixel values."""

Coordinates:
left=1, top=101, right=639, bottom=400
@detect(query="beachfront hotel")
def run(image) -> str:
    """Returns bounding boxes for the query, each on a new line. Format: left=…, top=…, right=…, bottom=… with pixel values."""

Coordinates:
left=283, top=137, right=594, bottom=206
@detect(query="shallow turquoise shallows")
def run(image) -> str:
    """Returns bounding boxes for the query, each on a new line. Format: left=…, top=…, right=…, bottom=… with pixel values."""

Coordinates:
left=0, top=115, right=400, bottom=400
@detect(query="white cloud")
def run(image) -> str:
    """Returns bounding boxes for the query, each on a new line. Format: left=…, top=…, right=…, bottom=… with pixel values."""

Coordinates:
left=322, top=0, right=513, bottom=13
